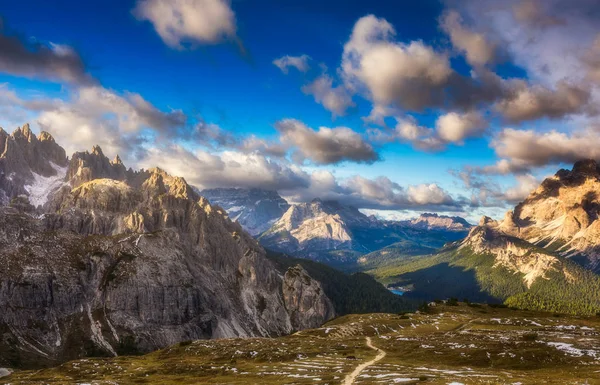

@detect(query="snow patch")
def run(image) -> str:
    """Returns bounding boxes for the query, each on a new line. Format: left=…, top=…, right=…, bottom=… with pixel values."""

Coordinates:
left=24, top=163, right=67, bottom=207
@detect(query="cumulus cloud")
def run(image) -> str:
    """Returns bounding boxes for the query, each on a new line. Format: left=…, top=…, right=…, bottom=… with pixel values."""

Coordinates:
left=496, top=80, right=591, bottom=123
left=440, top=10, right=496, bottom=66
left=301, top=75, right=355, bottom=117
left=336, top=9, right=597, bottom=124
left=275, top=118, right=379, bottom=165
left=133, top=0, right=238, bottom=49
left=436, top=111, right=487, bottom=143
left=504, top=174, right=539, bottom=202
left=487, top=127, right=600, bottom=173
left=273, top=54, right=311, bottom=74
left=0, top=32, right=93, bottom=84
left=32, top=86, right=186, bottom=159
left=136, top=144, right=463, bottom=211
left=342, top=15, right=454, bottom=111
left=139, top=146, right=310, bottom=190
left=370, top=111, right=487, bottom=151
left=282, top=173, right=463, bottom=211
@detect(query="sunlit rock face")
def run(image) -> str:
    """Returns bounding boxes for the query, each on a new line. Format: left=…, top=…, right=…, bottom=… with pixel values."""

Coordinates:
left=500, top=160, right=600, bottom=272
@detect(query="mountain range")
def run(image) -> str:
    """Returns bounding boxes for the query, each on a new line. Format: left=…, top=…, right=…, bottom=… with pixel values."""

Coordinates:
left=201, top=192, right=472, bottom=269
left=0, top=124, right=411, bottom=369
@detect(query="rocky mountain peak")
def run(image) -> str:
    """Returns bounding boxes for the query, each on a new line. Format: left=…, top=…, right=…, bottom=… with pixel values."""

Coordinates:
left=11, top=123, right=35, bottom=142
left=571, top=159, right=600, bottom=177
left=201, top=187, right=290, bottom=236
left=479, top=215, right=496, bottom=226
left=38, top=130, right=56, bottom=143
left=461, top=219, right=562, bottom=288
left=67, top=146, right=128, bottom=188
left=499, top=159, right=600, bottom=273
left=91, top=144, right=104, bottom=156
left=111, top=154, right=123, bottom=166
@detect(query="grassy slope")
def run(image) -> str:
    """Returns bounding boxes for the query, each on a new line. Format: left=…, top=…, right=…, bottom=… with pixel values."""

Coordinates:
left=7, top=304, right=600, bottom=384
left=368, top=245, right=600, bottom=315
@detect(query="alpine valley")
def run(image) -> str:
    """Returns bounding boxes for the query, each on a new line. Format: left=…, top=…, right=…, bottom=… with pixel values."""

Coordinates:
left=3, top=124, right=600, bottom=384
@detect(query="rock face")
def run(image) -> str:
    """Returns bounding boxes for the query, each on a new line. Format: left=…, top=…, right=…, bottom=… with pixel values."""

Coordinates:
left=282, top=265, right=335, bottom=330
left=500, top=159, right=600, bottom=272
left=0, top=125, right=68, bottom=206
left=0, top=124, right=335, bottom=369
left=461, top=221, right=562, bottom=288
left=201, top=188, right=290, bottom=236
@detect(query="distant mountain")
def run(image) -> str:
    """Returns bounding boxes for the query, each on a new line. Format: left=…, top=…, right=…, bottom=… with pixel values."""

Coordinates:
left=400, top=212, right=471, bottom=231
left=259, top=199, right=377, bottom=264
left=200, top=188, right=290, bottom=236
left=259, top=199, right=470, bottom=269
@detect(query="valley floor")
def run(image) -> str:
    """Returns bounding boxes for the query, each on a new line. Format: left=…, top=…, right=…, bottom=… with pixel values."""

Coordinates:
left=4, top=304, right=600, bottom=384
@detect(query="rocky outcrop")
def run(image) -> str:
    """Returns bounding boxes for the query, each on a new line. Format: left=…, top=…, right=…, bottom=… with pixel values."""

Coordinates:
left=201, top=188, right=290, bottom=236
left=500, top=159, right=600, bottom=272
left=461, top=221, right=561, bottom=288
left=282, top=265, right=335, bottom=330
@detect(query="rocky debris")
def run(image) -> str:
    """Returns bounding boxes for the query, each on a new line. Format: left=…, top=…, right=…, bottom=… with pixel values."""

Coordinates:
left=201, top=188, right=290, bottom=236
left=501, top=159, right=600, bottom=272
left=282, top=265, right=335, bottom=330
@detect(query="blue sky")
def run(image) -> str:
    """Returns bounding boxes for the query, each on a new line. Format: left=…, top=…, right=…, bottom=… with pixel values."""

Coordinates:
left=1, top=0, right=599, bottom=222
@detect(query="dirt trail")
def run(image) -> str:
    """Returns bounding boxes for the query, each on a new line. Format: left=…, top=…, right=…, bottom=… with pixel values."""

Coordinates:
left=342, top=336, right=386, bottom=385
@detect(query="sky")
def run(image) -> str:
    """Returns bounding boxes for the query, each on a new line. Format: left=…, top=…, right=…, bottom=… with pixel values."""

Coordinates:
left=1, top=0, right=600, bottom=222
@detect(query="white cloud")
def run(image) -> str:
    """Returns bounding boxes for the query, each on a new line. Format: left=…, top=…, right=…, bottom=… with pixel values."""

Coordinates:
left=436, top=111, right=487, bottom=143
left=495, top=80, right=591, bottom=123
left=273, top=55, right=311, bottom=74
left=488, top=127, right=600, bottom=172
left=342, top=15, right=453, bottom=111
left=138, top=146, right=310, bottom=190
left=26, top=85, right=187, bottom=160
left=504, top=174, right=539, bottom=202
left=133, top=0, right=238, bottom=49
left=275, top=118, right=378, bottom=165
left=370, top=111, right=486, bottom=151
left=301, top=75, right=355, bottom=117
left=282, top=172, right=462, bottom=211
left=441, top=10, right=496, bottom=66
